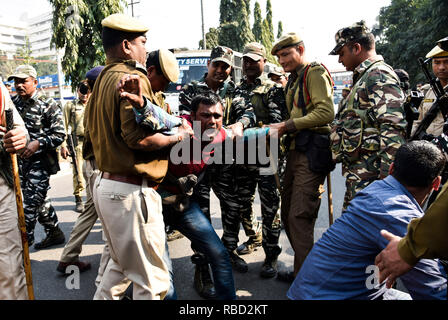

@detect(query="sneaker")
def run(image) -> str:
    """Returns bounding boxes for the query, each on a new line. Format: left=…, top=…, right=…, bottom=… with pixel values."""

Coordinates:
left=166, top=229, right=184, bottom=242
left=34, top=227, right=65, bottom=250
left=57, top=260, right=91, bottom=273
left=228, top=250, right=248, bottom=273
left=193, top=264, right=217, bottom=300
left=276, top=270, right=295, bottom=283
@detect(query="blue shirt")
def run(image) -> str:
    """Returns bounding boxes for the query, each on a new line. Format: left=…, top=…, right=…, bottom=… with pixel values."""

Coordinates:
left=288, top=175, right=447, bottom=300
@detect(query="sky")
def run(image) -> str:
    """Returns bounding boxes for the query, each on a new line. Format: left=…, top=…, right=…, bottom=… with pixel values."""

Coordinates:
left=1, top=0, right=391, bottom=71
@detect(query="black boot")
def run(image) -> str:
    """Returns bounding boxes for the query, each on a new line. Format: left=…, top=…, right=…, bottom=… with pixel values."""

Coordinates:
left=35, top=226, right=65, bottom=250
left=260, top=246, right=282, bottom=278
left=228, top=250, right=248, bottom=273
left=191, top=254, right=217, bottom=299
left=75, top=195, right=84, bottom=213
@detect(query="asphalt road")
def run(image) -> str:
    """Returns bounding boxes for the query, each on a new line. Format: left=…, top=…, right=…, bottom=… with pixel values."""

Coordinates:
left=29, top=161, right=346, bottom=300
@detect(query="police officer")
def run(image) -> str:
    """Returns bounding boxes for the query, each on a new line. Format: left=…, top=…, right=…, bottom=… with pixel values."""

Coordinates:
left=329, top=21, right=406, bottom=210
left=9, top=65, right=66, bottom=249
left=231, top=42, right=287, bottom=279
left=178, top=46, right=256, bottom=298
left=60, top=82, right=90, bottom=212
left=0, top=81, right=29, bottom=299
left=337, top=86, right=351, bottom=115
left=86, top=14, right=191, bottom=300
left=267, top=33, right=335, bottom=282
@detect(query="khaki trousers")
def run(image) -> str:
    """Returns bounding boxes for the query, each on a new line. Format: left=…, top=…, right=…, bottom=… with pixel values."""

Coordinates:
left=281, top=150, right=326, bottom=275
left=60, top=159, right=100, bottom=263
left=72, top=144, right=85, bottom=197
left=92, top=175, right=169, bottom=300
left=0, top=178, right=28, bottom=300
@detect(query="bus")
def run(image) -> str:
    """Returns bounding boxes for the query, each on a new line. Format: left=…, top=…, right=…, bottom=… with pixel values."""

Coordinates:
left=165, top=49, right=243, bottom=115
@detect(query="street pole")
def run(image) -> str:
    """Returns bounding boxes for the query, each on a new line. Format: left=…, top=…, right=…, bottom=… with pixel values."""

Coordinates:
left=200, top=0, right=206, bottom=49
left=56, top=49, right=65, bottom=108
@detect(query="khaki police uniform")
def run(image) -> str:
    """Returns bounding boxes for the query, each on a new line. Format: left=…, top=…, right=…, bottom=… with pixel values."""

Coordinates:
left=272, top=33, right=335, bottom=275
left=87, top=14, right=170, bottom=300
left=0, top=82, right=28, bottom=299
left=62, top=99, right=86, bottom=199
left=411, top=45, right=448, bottom=137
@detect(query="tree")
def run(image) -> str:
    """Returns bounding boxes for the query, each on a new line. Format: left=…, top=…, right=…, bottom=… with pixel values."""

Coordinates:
left=375, top=0, right=448, bottom=87
left=0, top=51, right=20, bottom=80
left=199, top=28, right=219, bottom=49
left=277, top=21, right=283, bottom=39
left=252, top=1, right=263, bottom=42
left=15, top=36, right=33, bottom=65
left=49, top=0, right=125, bottom=91
left=264, top=0, right=274, bottom=44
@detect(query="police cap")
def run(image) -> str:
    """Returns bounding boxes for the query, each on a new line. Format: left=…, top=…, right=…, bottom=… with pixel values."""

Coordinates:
left=101, top=13, right=148, bottom=33
left=159, top=49, right=179, bottom=83
left=426, top=45, right=448, bottom=59
left=8, top=64, right=37, bottom=81
left=329, top=21, right=371, bottom=55
left=210, top=46, right=234, bottom=68
left=438, top=37, right=448, bottom=52
left=243, top=42, right=266, bottom=61
left=271, top=32, right=302, bottom=55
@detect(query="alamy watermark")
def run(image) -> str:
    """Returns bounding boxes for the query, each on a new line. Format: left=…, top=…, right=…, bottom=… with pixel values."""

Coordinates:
left=65, top=265, right=80, bottom=290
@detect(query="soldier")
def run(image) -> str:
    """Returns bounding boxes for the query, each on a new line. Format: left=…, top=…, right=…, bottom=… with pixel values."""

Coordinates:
left=178, top=46, right=256, bottom=298
left=0, top=81, right=29, bottom=299
left=337, top=86, right=351, bottom=115
left=86, top=14, right=191, bottom=300
left=231, top=42, right=287, bottom=279
left=329, top=21, right=406, bottom=210
left=268, top=66, right=288, bottom=88
left=9, top=65, right=66, bottom=249
left=56, top=66, right=103, bottom=275
left=267, top=32, right=335, bottom=282
left=60, top=82, right=90, bottom=212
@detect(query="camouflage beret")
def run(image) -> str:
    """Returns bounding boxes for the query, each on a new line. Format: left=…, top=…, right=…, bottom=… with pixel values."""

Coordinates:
left=268, top=66, right=285, bottom=77
left=329, top=21, right=371, bottom=55
left=159, top=49, right=179, bottom=83
left=8, top=64, right=37, bottom=81
left=271, top=32, right=302, bottom=55
left=426, top=45, right=448, bottom=59
left=438, top=37, right=448, bottom=52
left=243, top=42, right=266, bottom=61
left=101, top=13, right=148, bottom=33
left=210, top=46, right=234, bottom=67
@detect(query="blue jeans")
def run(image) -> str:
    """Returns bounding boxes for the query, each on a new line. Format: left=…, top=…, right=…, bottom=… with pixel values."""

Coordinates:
left=167, top=201, right=236, bottom=300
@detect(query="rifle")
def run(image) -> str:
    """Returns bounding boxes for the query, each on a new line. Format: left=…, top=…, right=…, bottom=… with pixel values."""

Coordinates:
left=410, top=58, right=448, bottom=141
left=404, top=90, right=423, bottom=139
left=4, top=109, right=35, bottom=300
left=66, top=132, right=79, bottom=176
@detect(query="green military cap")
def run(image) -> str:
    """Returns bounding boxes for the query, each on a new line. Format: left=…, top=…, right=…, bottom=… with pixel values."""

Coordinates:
left=271, top=32, right=302, bottom=55
left=159, top=49, right=179, bottom=83
left=329, top=20, right=371, bottom=55
left=8, top=64, right=37, bottom=81
left=268, top=66, right=285, bottom=77
left=426, top=44, right=448, bottom=59
left=210, top=46, right=234, bottom=67
left=438, top=37, right=448, bottom=51
left=243, top=42, right=266, bottom=61
left=101, top=13, right=148, bottom=33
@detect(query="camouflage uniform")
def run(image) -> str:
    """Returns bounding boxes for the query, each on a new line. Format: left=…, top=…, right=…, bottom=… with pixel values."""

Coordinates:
left=232, top=75, right=287, bottom=257
left=12, top=91, right=66, bottom=244
left=179, top=73, right=257, bottom=252
left=330, top=56, right=406, bottom=209
left=62, top=99, right=86, bottom=198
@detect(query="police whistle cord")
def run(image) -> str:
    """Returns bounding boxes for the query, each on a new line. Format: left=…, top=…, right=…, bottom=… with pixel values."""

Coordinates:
left=4, top=108, right=35, bottom=300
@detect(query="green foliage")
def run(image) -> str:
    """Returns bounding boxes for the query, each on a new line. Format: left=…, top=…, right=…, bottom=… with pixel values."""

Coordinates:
left=376, top=0, right=448, bottom=87
left=15, top=36, right=33, bottom=65
left=277, top=21, right=283, bottom=39
left=199, top=28, right=219, bottom=49
left=252, top=2, right=263, bottom=42
left=49, top=0, right=124, bottom=91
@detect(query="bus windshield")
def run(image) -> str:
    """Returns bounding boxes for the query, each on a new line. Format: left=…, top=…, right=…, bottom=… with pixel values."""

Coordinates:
left=166, top=56, right=210, bottom=93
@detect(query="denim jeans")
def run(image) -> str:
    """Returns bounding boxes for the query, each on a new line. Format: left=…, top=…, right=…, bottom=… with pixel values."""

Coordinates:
left=167, top=201, right=236, bottom=300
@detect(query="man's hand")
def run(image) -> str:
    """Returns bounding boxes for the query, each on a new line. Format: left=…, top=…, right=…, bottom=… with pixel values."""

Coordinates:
left=60, top=146, right=69, bottom=159
left=375, top=229, right=414, bottom=289
left=265, top=122, right=287, bottom=139
left=1, top=126, right=27, bottom=153
left=20, top=140, right=40, bottom=159
left=117, top=74, right=145, bottom=109
left=226, top=122, right=244, bottom=138
left=177, top=119, right=194, bottom=141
